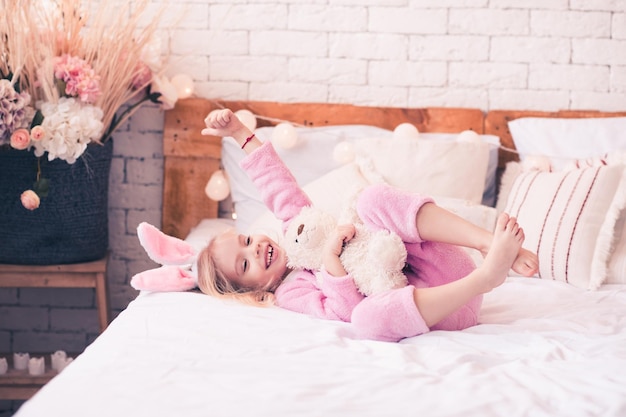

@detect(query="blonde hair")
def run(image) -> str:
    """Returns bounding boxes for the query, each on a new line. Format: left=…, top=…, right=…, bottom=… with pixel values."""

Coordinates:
left=196, top=238, right=276, bottom=307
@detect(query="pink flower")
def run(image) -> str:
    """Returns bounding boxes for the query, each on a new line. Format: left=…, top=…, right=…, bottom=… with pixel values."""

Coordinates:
left=21, top=190, right=40, bottom=210
left=53, top=54, right=102, bottom=104
left=30, top=125, right=45, bottom=141
left=131, top=62, right=153, bottom=90
left=10, top=128, right=31, bottom=150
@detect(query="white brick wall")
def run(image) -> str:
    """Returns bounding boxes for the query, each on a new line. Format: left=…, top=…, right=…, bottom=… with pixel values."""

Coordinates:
left=1, top=0, right=625, bottom=358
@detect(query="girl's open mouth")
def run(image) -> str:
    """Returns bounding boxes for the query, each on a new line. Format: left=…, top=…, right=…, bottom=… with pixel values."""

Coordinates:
left=265, top=245, right=274, bottom=269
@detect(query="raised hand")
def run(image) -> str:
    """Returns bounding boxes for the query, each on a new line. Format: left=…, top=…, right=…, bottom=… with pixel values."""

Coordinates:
left=201, top=109, right=249, bottom=139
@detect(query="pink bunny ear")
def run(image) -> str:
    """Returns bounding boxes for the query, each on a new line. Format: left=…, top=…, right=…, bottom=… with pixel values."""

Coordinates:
left=137, top=222, right=196, bottom=265
left=130, top=266, right=197, bottom=292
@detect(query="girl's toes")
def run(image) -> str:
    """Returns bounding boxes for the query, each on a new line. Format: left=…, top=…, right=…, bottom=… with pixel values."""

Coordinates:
left=506, top=216, right=518, bottom=231
left=496, top=213, right=510, bottom=230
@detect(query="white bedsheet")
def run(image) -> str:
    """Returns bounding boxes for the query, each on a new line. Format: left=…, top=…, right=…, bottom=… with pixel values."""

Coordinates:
left=16, top=278, right=626, bottom=417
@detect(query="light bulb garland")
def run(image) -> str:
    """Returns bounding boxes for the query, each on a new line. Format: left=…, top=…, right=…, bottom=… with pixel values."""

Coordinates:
left=205, top=169, right=230, bottom=201
left=393, top=123, right=420, bottom=140
left=171, top=74, right=195, bottom=99
left=202, top=104, right=612, bottom=200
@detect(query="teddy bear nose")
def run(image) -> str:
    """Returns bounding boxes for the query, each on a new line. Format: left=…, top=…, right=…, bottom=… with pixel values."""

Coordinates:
left=297, top=224, right=304, bottom=235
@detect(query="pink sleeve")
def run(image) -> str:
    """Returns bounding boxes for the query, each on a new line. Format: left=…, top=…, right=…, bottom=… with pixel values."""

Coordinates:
left=356, top=184, right=434, bottom=243
left=351, top=285, right=429, bottom=342
left=275, top=269, right=364, bottom=322
left=240, top=141, right=311, bottom=224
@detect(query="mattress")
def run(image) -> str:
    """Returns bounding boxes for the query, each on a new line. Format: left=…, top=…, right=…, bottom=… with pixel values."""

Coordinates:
left=16, top=277, right=626, bottom=417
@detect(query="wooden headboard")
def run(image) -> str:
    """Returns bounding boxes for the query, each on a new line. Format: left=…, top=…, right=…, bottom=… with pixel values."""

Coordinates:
left=162, top=98, right=626, bottom=239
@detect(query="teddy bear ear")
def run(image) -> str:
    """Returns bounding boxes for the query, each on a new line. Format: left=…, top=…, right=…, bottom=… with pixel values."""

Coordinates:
left=137, top=222, right=197, bottom=266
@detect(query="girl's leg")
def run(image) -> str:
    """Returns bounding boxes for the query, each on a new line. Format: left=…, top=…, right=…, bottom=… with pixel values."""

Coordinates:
left=415, top=201, right=538, bottom=277
left=357, top=184, right=538, bottom=276
left=415, top=202, right=492, bottom=253
left=412, top=212, right=524, bottom=327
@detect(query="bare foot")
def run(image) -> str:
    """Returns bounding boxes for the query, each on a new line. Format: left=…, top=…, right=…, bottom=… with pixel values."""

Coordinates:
left=512, top=247, right=539, bottom=277
left=476, top=213, right=525, bottom=292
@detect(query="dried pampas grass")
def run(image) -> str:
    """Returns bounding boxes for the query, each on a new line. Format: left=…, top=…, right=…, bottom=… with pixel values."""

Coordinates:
left=0, top=0, right=169, bottom=142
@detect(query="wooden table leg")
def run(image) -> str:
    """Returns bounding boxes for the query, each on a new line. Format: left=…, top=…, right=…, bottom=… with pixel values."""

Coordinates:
left=95, top=270, right=110, bottom=332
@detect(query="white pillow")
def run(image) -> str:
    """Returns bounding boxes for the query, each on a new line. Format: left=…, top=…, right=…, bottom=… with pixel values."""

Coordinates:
left=248, top=160, right=498, bottom=270
left=605, top=152, right=626, bottom=285
left=508, top=117, right=626, bottom=170
left=507, top=117, right=626, bottom=286
left=499, top=162, right=626, bottom=289
left=247, top=161, right=372, bottom=241
left=223, top=125, right=499, bottom=232
left=356, top=137, right=491, bottom=204
left=608, top=216, right=626, bottom=285
left=222, top=125, right=391, bottom=233
left=185, top=218, right=236, bottom=252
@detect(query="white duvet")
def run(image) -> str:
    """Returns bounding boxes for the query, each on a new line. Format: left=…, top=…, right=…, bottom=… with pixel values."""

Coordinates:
left=16, top=278, right=626, bottom=417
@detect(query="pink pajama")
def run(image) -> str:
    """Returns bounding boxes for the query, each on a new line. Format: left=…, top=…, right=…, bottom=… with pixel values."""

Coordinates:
left=241, top=141, right=481, bottom=342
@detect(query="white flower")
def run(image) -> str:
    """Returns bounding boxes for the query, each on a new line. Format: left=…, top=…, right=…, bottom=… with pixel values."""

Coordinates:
left=33, top=97, right=104, bottom=163
left=141, top=34, right=163, bottom=72
left=151, top=75, right=178, bottom=110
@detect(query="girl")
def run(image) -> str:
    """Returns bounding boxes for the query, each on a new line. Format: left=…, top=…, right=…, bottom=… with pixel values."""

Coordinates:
left=197, top=109, right=539, bottom=342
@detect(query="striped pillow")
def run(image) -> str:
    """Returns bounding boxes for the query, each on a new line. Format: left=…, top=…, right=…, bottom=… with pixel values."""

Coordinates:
left=500, top=162, right=625, bottom=289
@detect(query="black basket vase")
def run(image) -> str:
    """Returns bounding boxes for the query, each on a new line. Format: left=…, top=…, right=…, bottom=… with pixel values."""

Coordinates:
left=0, top=140, right=113, bottom=265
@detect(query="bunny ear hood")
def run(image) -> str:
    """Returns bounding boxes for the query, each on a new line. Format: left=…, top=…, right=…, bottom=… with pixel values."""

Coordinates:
left=137, top=222, right=196, bottom=265
left=131, top=265, right=197, bottom=292
left=130, top=222, right=199, bottom=293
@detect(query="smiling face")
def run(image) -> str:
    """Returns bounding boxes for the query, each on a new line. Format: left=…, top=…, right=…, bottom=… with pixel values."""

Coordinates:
left=211, top=230, right=288, bottom=292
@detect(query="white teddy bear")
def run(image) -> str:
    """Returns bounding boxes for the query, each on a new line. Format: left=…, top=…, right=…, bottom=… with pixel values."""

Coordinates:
left=283, top=205, right=408, bottom=296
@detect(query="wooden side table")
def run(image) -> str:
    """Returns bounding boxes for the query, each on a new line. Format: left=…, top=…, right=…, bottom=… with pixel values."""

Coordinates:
left=0, top=255, right=110, bottom=400
left=0, top=255, right=110, bottom=332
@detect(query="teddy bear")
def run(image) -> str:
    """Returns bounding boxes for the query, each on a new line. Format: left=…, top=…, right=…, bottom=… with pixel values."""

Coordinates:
left=283, top=205, right=408, bottom=296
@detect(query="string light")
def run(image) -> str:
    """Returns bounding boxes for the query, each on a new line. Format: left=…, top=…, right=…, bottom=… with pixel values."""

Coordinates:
left=204, top=101, right=602, bottom=171
left=393, top=123, right=420, bottom=140
left=271, top=122, right=298, bottom=149
left=333, top=141, right=355, bottom=164
left=205, top=170, right=230, bottom=201
left=456, top=130, right=482, bottom=143
left=235, top=109, right=257, bottom=131
left=171, top=74, right=195, bottom=99
left=202, top=105, right=613, bottom=201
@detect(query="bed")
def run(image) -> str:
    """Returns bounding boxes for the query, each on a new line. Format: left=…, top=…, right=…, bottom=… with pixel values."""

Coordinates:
left=15, top=99, right=626, bottom=417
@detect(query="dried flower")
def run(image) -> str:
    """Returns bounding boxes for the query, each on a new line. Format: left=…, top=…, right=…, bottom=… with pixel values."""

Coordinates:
left=0, top=80, right=33, bottom=144
left=131, top=62, right=153, bottom=91
left=20, top=190, right=41, bottom=210
left=1, top=0, right=176, bottom=208
left=53, top=54, right=102, bottom=104
left=30, top=125, right=45, bottom=141
left=32, top=97, right=104, bottom=163
left=10, top=128, right=30, bottom=150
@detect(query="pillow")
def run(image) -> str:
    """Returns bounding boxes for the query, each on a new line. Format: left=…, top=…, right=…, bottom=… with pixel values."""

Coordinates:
left=605, top=152, right=626, bottom=285
left=356, top=137, right=491, bottom=204
left=248, top=161, right=372, bottom=242
left=184, top=218, right=236, bottom=252
left=221, top=125, right=391, bottom=233
left=477, top=134, right=501, bottom=207
left=608, top=216, right=626, bottom=285
left=502, top=115, right=626, bottom=286
left=499, top=161, right=626, bottom=289
left=248, top=160, right=498, bottom=269
left=508, top=117, right=626, bottom=170
left=223, top=125, right=499, bottom=232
